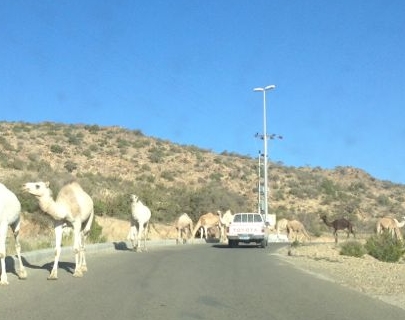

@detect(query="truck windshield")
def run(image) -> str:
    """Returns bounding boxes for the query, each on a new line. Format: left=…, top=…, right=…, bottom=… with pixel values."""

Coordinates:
left=233, top=214, right=262, bottom=223
left=254, top=215, right=263, bottom=222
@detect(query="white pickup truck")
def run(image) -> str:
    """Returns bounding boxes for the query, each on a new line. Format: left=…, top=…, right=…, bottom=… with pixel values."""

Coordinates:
left=226, top=212, right=268, bottom=248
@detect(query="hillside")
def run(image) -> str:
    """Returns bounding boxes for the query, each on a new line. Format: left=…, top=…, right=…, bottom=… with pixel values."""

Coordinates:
left=1, top=121, right=405, bottom=238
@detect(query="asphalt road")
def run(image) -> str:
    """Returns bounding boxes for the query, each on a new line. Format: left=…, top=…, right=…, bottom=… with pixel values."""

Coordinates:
left=2, top=242, right=405, bottom=320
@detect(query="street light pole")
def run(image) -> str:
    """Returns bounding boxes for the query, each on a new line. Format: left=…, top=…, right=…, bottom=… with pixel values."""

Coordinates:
left=253, top=85, right=275, bottom=223
left=258, top=151, right=261, bottom=215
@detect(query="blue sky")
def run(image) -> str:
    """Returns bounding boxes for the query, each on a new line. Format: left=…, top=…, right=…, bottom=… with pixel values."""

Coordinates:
left=1, top=1, right=405, bottom=184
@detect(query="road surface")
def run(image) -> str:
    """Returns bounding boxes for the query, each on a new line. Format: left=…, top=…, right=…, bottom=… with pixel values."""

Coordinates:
left=2, top=242, right=404, bottom=319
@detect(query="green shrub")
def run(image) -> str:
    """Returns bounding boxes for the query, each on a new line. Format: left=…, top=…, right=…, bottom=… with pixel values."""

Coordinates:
left=365, top=232, right=405, bottom=262
left=290, top=240, right=301, bottom=248
left=340, top=240, right=366, bottom=258
left=64, top=160, right=78, bottom=173
left=88, top=219, right=107, bottom=243
left=161, top=170, right=175, bottom=181
left=50, top=144, right=64, bottom=154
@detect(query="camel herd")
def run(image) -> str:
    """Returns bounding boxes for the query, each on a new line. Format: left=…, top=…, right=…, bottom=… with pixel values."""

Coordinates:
left=277, top=214, right=405, bottom=244
left=1, top=179, right=405, bottom=286
left=0, top=180, right=235, bottom=285
left=282, top=216, right=355, bottom=244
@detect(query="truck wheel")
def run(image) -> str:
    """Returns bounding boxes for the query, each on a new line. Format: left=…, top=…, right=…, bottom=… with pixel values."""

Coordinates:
left=260, top=238, right=268, bottom=248
left=229, top=240, right=238, bottom=248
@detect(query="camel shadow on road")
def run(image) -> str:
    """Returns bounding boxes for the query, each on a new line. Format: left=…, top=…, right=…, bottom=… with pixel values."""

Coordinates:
left=4, top=256, right=22, bottom=278
left=113, top=241, right=132, bottom=251
left=18, top=256, right=76, bottom=275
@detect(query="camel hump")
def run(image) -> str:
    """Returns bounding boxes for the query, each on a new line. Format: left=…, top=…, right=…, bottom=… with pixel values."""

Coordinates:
left=57, top=182, right=93, bottom=218
left=0, top=183, right=20, bottom=204
left=0, top=183, right=21, bottom=218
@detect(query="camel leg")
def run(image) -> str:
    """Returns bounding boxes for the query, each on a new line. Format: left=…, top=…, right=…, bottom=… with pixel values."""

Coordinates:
left=136, top=223, right=148, bottom=252
left=182, top=228, right=185, bottom=244
left=200, top=227, right=204, bottom=239
left=220, top=225, right=226, bottom=243
left=176, top=228, right=181, bottom=245
left=394, top=228, right=403, bottom=241
left=143, top=229, right=148, bottom=251
left=178, top=226, right=185, bottom=244
left=72, top=221, right=84, bottom=277
left=79, top=213, right=92, bottom=273
left=135, top=225, right=143, bottom=252
left=79, top=231, right=88, bottom=273
left=183, top=228, right=188, bottom=244
left=187, top=226, right=193, bottom=243
left=49, top=223, right=63, bottom=280
left=128, top=225, right=138, bottom=251
left=142, top=222, right=149, bottom=252
left=0, top=222, right=9, bottom=285
left=0, top=257, right=7, bottom=285
left=11, top=221, right=27, bottom=280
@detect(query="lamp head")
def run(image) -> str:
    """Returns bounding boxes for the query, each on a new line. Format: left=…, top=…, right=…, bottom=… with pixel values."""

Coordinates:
left=253, top=85, right=276, bottom=92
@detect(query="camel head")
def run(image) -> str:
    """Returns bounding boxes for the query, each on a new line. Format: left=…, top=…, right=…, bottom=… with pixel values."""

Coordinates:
left=22, top=181, right=52, bottom=198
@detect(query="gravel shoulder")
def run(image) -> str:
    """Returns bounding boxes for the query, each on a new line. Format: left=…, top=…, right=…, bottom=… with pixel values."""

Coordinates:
left=275, top=242, right=405, bottom=310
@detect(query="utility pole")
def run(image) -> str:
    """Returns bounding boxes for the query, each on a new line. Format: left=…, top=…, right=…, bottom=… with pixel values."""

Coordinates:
left=253, top=85, right=275, bottom=223
left=258, top=151, right=262, bottom=215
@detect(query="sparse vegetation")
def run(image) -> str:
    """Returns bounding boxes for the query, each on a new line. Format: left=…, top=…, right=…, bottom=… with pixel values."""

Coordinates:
left=50, top=144, right=64, bottom=154
left=340, top=240, right=366, bottom=258
left=364, top=232, right=405, bottom=262
left=88, top=219, right=107, bottom=243
left=1, top=121, right=405, bottom=249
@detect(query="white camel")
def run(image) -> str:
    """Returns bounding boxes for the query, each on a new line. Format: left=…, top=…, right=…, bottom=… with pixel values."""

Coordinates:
left=175, top=213, right=193, bottom=244
left=276, top=218, right=289, bottom=239
left=218, top=210, right=234, bottom=243
left=128, top=194, right=151, bottom=252
left=0, top=183, right=27, bottom=285
left=23, top=181, right=94, bottom=279
left=192, top=212, right=222, bottom=241
left=376, top=216, right=405, bottom=240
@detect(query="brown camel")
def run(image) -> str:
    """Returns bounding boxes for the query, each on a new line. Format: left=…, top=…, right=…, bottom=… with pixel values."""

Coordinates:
left=376, top=216, right=405, bottom=241
left=320, top=215, right=355, bottom=243
left=192, top=212, right=222, bottom=241
left=286, top=220, right=311, bottom=242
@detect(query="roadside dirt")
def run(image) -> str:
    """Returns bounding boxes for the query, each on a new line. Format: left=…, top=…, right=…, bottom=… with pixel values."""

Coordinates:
left=276, top=241, right=405, bottom=311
